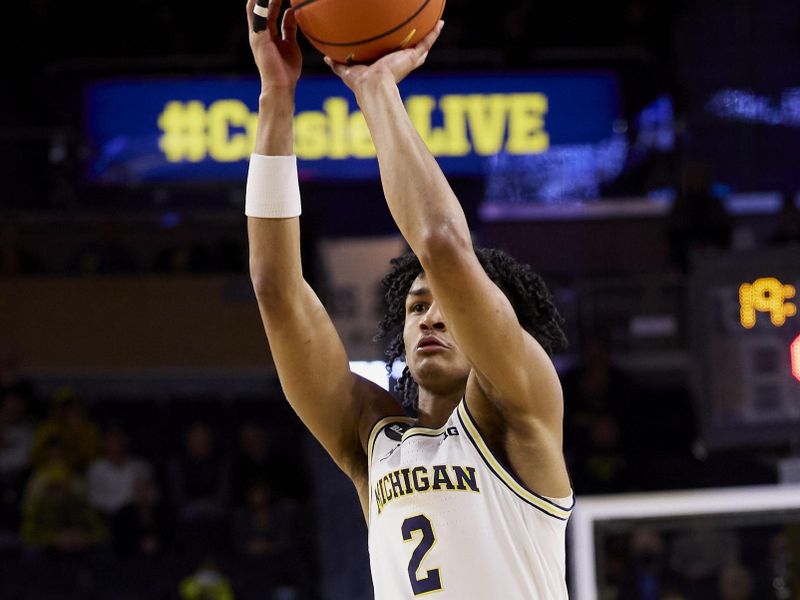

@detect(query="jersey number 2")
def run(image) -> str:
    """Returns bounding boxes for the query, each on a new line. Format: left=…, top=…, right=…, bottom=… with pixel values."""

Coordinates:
left=402, top=515, right=443, bottom=595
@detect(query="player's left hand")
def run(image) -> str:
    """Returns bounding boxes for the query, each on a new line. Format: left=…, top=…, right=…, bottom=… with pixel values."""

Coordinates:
left=247, top=0, right=303, bottom=92
left=324, top=20, right=444, bottom=99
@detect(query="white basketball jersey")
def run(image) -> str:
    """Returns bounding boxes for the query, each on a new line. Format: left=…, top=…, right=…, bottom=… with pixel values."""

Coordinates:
left=367, top=400, right=573, bottom=599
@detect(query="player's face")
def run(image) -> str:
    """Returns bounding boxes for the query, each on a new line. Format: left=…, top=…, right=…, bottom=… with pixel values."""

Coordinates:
left=403, top=273, right=471, bottom=393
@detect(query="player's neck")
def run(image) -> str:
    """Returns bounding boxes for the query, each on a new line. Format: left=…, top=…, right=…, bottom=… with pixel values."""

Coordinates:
left=416, top=389, right=462, bottom=429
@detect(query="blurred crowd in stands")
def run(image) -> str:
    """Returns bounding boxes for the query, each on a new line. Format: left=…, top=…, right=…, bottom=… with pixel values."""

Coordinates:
left=600, top=523, right=799, bottom=600
left=0, top=351, right=314, bottom=599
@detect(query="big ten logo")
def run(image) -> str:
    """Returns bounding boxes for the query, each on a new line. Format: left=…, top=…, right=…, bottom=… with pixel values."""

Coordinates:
left=157, top=93, right=550, bottom=163
left=739, top=278, right=797, bottom=329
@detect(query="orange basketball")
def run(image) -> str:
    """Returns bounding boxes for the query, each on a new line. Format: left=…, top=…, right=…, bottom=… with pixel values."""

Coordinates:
left=290, top=0, right=446, bottom=64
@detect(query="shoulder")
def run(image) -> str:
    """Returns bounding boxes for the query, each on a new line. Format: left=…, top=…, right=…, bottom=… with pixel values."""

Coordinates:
left=327, top=378, right=405, bottom=484
left=355, top=382, right=407, bottom=455
left=465, top=379, right=571, bottom=499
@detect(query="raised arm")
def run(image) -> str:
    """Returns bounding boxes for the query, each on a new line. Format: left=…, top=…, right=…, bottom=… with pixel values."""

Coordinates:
left=325, top=25, right=564, bottom=433
left=244, top=0, right=398, bottom=486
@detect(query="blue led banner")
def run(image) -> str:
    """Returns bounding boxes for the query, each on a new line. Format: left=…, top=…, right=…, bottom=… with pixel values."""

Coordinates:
left=84, top=73, right=620, bottom=184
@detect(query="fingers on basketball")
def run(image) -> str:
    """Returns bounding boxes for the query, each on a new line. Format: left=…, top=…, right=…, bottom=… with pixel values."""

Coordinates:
left=420, top=20, right=444, bottom=53
left=281, top=9, right=298, bottom=43
left=323, top=57, right=346, bottom=78
left=267, top=0, right=283, bottom=38
left=403, top=20, right=440, bottom=67
left=245, top=0, right=255, bottom=31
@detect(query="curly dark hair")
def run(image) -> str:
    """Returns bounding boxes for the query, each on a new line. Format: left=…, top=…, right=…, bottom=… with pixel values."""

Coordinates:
left=375, top=248, right=568, bottom=411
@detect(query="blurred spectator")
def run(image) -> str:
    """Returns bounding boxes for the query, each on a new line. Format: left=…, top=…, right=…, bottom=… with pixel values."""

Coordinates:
left=0, top=391, right=34, bottom=477
left=618, top=529, right=664, bottom=599
left=670, top=528, right=740, bottom=599
left=30, top=429, right=70, bottom=475
left=717, top=563, right=754, bottom=600
left=20, top=463, right=107, bottom=553
left=0, top=349, right=35, bottom=404
left=768, top=191, right=800, bottom=246
left=110, top=471, right=173, bottom=558
left=563, top=335, right=637, bottom=493
left=754, top=530, right=794, bottom=599
left=169, top=421, right=229, bottom=521
left=600, top=533, right=631, bottom=599
left=179, top=556, right=235, bottom=600
left=233, top=483, right=288, bottom=557
left=87, top=424, right=153, bottom=517
left=568, top=414, right=634, bottom=494
left=563, top=335, right=635, bottom=445
left=31, top=388, right=100, bottom=472
left=230, top=422, right=277, bottom=507
left=0, top=390, right=35, bottom=540
left=666, top=158, right=732, bottom=273
left=618, top=528, right=684, bottom=600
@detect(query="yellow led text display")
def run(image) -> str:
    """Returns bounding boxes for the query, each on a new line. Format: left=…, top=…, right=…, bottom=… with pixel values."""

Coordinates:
left=157, top=94, right=549, bottom=163
left=739, top=278, right=797, bottom=329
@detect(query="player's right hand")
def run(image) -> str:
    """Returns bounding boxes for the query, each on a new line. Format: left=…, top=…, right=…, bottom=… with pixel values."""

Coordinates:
left=246, top=0, right=302, bottom=93
left=323, top=20, right=444, bottom=101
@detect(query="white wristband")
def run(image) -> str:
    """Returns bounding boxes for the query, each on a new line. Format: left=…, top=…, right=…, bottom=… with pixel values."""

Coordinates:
left=245, top=154, right=302, bottom=219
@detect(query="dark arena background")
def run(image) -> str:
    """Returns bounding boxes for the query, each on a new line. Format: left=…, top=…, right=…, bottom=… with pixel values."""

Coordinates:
left=2, top=1, right=800, bottom=598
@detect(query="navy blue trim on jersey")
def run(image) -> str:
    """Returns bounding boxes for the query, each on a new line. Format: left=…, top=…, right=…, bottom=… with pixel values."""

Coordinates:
left=461, top=400, right=575, bottom=512
left=402, top=430, right=447, bottom=443
left=456, top=405, right=573, bottom=520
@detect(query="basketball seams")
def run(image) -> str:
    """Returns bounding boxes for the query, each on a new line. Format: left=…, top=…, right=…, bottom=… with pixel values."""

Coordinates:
left=291, top=0, right=320, bottom=12
left=294, top=0, right=437, bottom=48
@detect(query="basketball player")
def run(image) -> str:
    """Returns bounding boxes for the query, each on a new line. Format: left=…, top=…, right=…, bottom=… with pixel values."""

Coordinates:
left=245, top=0, right=574, bottom=597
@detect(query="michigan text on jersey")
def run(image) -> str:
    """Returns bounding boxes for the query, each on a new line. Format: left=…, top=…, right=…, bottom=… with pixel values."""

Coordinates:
left=375, top=465, right=480, bottom=515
